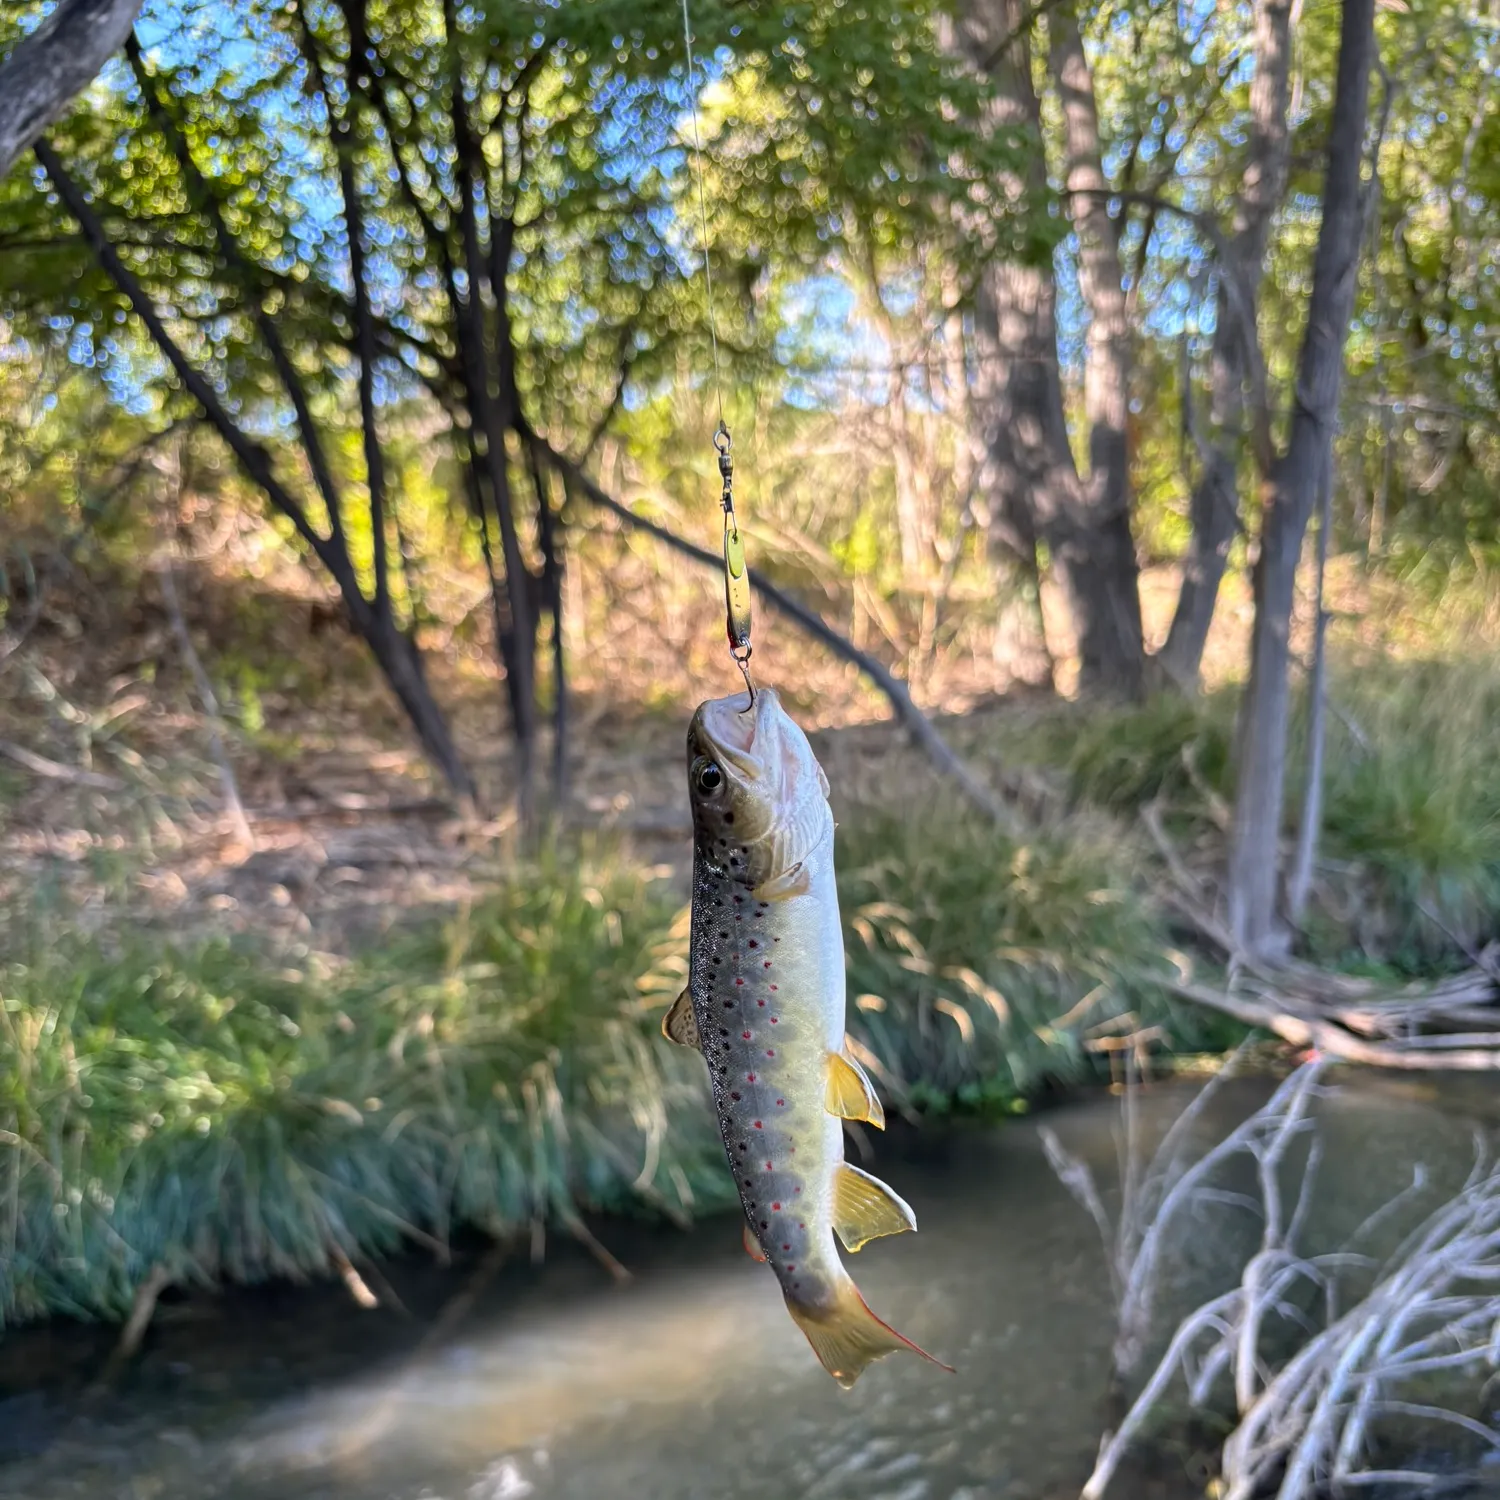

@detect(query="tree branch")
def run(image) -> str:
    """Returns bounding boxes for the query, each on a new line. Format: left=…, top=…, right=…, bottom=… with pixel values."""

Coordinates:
left=33, top=140, right=343, bottom=589
left=534, top=433, right=1020, bottom=832
left=124, top=34, right=350, bottom=546
left=0, top=0, right=142, bottom=180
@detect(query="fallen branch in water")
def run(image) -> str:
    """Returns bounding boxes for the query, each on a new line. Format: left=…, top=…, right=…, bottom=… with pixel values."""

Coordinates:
left=1165, top=957, right=1500, bottom=1071
left=88, top=1262, right=172, bottom=1394
left=1055, top=1061, right=1500, bottom=1500
left=535, top=435, right=1020, bottom=834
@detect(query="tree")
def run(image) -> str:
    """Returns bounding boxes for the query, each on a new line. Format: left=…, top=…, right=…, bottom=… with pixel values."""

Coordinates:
left=0, top=0, right=143, bottom=182
left=1157, top=0, right=1293, bottom=690
left=958, top=0, right=1147, bottom=698
left=953, top=0, right=1298, bottom=699
left=1227, top=0, right=1379, bottom=954
left=5, top=0, right=1025, bottom=811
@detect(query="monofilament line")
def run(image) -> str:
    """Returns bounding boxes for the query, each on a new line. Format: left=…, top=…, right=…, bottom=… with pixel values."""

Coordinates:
left=680, top=0, right=725, bottom=426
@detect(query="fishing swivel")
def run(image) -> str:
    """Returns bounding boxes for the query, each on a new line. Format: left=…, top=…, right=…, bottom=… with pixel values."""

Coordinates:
left=717, top=421, right=755, bottom=709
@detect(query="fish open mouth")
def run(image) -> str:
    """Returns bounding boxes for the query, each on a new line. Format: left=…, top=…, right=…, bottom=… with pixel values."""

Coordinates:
left=694, top=688, right=781, bottom=781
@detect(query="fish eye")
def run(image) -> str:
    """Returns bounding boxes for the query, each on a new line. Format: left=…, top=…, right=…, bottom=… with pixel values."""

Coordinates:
left=696, top=760, right=724, bottom=795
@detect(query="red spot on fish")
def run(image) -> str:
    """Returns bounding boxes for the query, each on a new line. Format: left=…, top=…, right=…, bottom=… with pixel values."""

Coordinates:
left=742, top=1031, right=751, bottom=1040
left=764, top=961, right=772, bottom=968
left=770, top=986, right=778, bottom=993
left=776, top=1098, right=785, bottom=1106
left=754, top=1120, right=763, bottom=1129
left=765, top=1161, right=773, bottom=1170
left=782, top=1242, right=790, bottom=1250
left=772, top=1202, right=781, bottom=1210
left=748, top=940, right=758, bottom=949
left=735, top=978, right=744, bottom=987
left=766, top=1049, right=775, bottom=1057
left=747, top=1072, right=757, bottom=1082
left=770, top=1016, right=779, bottom=1023
left=758, top=999, right=766, bottom=1007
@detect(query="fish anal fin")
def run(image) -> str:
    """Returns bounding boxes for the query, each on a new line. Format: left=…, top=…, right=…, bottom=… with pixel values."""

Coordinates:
left=661, top=988, right=700, bottom=1049
left=832, top=1161, right=916, bottom=1252
left=824, top=1052, right=886, bottom=1130
left=751, top=863, right=811, bottom=903
left=785, top=1279, right=952, bottom=1389
left=742, top=1222, right=768, bottom=1263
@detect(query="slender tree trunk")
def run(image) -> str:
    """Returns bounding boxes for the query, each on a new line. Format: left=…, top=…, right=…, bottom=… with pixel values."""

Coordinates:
left=1159, top=0, right=1294, bottom=689
left=1227, top=0, right=1376, bottom=954
left=1047, top=1, right=1146, bottom=696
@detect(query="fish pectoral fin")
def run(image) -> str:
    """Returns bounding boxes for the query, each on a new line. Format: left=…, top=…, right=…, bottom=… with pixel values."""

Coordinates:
left=742, top=1222, right=768, bottom=1263
left=832, top=1162, right=917, bottom=1252
left=751, top=862, right=811, bottom=903
left=824, top=1051, right=886, bottom=1130
left=661, top=988, right=700, bottom=1049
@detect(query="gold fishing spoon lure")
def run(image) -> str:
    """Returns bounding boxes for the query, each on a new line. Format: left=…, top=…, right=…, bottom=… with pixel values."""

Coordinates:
left=716, top=422, right=755, bottom=710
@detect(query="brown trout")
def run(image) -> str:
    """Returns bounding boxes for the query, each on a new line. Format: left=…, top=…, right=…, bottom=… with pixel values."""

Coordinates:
left=661, top=687, right=951, bottom=1389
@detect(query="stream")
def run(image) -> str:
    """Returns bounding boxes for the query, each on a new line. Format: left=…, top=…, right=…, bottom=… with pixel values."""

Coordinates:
left=1, top=1071, right=1495, bottom=1500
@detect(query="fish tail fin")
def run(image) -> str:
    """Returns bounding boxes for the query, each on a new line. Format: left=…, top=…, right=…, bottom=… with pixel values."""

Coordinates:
left=785, top=1278, right=953, bottom=1390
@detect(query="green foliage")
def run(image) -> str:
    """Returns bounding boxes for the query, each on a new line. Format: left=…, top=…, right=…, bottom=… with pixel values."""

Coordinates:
left=837, top=804, right=1208, bottom=1110
left=0, top=843, right=728, bottom=1329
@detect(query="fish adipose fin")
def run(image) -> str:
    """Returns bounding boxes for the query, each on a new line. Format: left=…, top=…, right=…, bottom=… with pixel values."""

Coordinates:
left=751, top=862, right=811, bottom=903
left=824, top=1052, right=885, bottom=1130
left=832, top=1161, right=916, bottom=1252
left=742, top=1222, right=768, bottom=1263
left=786, top=1280, right=953, bottom=1389
left=661, top=988, right=700, bottom=1049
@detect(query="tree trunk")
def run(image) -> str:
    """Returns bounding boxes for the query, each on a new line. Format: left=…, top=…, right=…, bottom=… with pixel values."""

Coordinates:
left=1158, top=0, right=1294, bottom=689
left=958, top=0, right=1145, bottom=698
left=1047, top=1, right=1146, bottom=696
left=0, top=0, right=142, bottom=180
left=1227, top=0, right=1376, bottom=955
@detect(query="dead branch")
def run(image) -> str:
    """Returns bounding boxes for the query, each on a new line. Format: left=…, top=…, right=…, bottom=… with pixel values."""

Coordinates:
left=534, top=433, right=1022, bottom=834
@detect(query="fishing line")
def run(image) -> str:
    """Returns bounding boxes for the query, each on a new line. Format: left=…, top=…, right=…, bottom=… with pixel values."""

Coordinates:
left=680, top=0, right=755, bottom=708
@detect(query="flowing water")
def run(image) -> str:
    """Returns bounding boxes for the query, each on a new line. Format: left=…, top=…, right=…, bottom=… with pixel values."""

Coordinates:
left=1, top=1071, right=1495, bottom=1500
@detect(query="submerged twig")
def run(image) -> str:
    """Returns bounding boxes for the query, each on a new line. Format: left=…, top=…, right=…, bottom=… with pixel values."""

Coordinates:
left=1067, top=1061, right=1500, bottom=1500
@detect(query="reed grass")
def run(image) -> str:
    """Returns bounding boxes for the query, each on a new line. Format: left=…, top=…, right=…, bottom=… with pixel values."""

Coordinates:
left=0, top=841, right=729, bottom=1331
left=836, top=805, right=1220, bottom=1111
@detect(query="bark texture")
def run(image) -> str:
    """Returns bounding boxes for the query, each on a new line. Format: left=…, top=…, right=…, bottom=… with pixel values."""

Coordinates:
left=958, top=0, right=1146, bottom=697
left=0, top=0, right=142, bottom=181
left=1227, top=0, right=1377, bottom=954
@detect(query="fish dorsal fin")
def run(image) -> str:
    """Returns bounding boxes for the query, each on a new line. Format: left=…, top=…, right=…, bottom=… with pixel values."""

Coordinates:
left=832, top=1162, right=917, bottom=1252
left=824, top=1051, right=886, bottom=1130
left=751, top=862, right=811, bottom=903
left=661, top=988, right=700, bottom=1049
left=742, top=1221, right=768, bottom=1263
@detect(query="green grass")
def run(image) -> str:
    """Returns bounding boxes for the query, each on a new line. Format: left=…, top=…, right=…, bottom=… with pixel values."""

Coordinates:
left=0, top=842, right=729, bottom=1330
left=9, top=637, right=1496, bottom=1333
left=0, top=813, right=1223, bottom=1329
left=837, top=805, right=1224, bottom=1113
left=974, top=649, right=1500, bottom=971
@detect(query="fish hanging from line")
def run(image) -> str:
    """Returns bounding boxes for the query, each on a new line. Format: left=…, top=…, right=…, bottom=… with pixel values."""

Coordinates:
left=662, top=686, right=952, bottom=1389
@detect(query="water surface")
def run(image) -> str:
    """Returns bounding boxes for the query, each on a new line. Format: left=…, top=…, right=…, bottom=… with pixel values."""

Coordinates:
left=1, top=1071, right=1492, bottom=1500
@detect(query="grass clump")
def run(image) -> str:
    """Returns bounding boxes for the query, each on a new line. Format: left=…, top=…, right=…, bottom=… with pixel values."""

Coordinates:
left=0, top=842, right=729, bottom=1331
left=836, top=804, right=1219, bottom=1114
left=1306, top=652, right=1500, bottom=964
